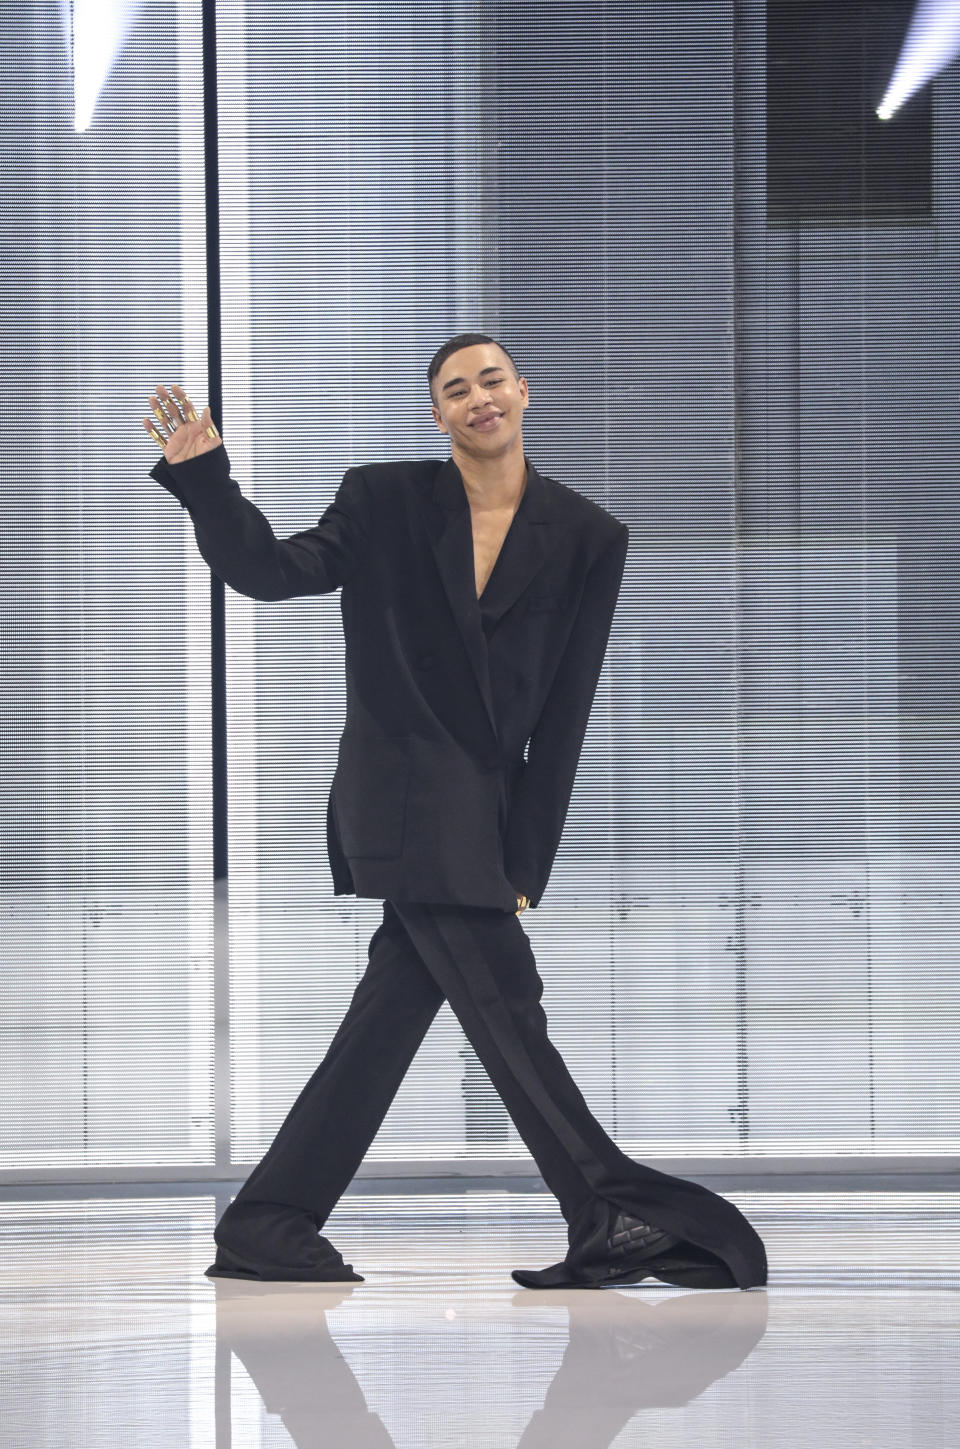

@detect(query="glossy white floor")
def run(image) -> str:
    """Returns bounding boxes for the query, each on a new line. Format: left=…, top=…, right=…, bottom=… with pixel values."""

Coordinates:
left=1, top=1184, right=958, bottom=1448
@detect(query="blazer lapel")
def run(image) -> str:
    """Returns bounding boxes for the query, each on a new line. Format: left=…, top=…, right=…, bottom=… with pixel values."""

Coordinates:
left=424, top=458, right=563, bottom=742
left=478, top=462, right=558, bottom=626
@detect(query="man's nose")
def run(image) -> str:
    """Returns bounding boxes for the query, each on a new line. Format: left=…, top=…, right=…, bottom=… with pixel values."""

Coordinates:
left=468, top=384, right=494, bottom=409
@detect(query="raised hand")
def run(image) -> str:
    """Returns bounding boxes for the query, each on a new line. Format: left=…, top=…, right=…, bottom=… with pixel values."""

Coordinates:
left=142, top=383, right=222, bottom=464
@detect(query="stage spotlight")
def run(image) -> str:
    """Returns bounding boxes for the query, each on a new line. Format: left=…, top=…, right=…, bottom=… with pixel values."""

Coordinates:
left=767, top=0, right=931, bottom=222
left=876, top=0, right=960, bottom=120
left=72, top=0, right=146, bottom=132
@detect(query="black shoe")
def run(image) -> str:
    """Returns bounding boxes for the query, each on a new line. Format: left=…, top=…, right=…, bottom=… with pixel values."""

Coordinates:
left=606, top=1211, right=684, bottom=1272
left=205, top=1199, right=364, bottom=1283
left=512, top=1209, right=684, bottom=1290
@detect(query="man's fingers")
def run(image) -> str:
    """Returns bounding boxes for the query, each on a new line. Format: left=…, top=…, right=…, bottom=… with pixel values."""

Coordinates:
left=168, top=382, right=199, bottom=423
left=155, top=384, right=186, bottom=428
left=142, top=385, right=218, bottom=450
left=148, top=392, right=172, bottom=432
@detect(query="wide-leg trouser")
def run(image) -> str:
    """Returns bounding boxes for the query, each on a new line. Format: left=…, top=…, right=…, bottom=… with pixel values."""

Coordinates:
left=230, top=899, right=767, bottom=1289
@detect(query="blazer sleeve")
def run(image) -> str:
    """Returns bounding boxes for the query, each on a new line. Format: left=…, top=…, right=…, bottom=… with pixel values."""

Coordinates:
left=503, top=523, right=629, bottom=909
left=148, top=443, right=370, bottom=600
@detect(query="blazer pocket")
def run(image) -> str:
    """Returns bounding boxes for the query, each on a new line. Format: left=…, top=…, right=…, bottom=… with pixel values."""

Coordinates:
left=333, top=732, right=412, bottom=859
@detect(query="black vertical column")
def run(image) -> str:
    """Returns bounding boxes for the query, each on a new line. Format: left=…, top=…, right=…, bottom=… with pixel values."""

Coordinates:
left=730, top=0, right=751, bottom=1147
left=201, top=0, right=228, bottom=881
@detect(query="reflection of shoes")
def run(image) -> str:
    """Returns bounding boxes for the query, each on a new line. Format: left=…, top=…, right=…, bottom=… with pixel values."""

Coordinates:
left=205, top=1199, right=364, bottom=1283
left=513, top=1208, right=687, bottom=1290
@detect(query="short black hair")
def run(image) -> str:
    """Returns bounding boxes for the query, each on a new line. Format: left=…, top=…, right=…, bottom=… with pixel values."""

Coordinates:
left=428, top=332, right=521, bottom=403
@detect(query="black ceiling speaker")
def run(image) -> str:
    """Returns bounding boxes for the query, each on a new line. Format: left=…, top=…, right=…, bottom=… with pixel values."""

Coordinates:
left=766, top=0, right=932, bottom=224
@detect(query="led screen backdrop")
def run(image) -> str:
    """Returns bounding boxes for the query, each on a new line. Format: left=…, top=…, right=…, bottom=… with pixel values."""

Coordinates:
left=0, top=3, right=214, bottom=1169
left=216, top=0, right=959, bottom=1168
left=2, top=0, right=957, bottom=1175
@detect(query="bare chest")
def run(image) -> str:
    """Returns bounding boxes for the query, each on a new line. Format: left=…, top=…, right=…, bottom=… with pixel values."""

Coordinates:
left=471, top=507, right=517, bottom=600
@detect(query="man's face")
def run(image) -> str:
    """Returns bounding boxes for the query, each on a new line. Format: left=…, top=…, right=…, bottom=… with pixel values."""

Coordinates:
left=431, top=343, right=530, bottom=458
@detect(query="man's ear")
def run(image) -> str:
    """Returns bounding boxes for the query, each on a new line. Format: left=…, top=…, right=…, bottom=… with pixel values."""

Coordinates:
left=518, top=376, right=530, bottom=410
left=432, top=404, right=447, bottom=434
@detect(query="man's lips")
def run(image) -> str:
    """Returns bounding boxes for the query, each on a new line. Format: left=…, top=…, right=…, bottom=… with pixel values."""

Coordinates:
left=470, top=412, right=503, bottom=430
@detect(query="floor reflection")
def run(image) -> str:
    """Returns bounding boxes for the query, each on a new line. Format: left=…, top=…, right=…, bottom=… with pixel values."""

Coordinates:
left=2, top=1187, right=958, bottom=1448
left=215, top=1280, right=768, bottom=1449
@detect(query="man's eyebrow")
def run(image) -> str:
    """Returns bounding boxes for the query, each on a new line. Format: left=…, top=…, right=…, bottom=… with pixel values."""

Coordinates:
left=440, top=366, right=506, bottom=394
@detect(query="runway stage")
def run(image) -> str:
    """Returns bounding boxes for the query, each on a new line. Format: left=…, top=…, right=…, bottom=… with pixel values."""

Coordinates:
left=1, top=1182, right=957, bottom=1447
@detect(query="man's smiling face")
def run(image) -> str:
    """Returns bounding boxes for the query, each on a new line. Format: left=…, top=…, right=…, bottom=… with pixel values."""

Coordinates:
left=431, top=342, right=530, bottom=459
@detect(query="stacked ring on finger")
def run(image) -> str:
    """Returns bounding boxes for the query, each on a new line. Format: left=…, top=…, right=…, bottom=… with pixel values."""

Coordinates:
left=165, top=385, right=201, bottom=424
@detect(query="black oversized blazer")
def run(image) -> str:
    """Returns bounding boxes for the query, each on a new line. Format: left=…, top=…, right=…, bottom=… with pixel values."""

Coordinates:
left=150, top=444, right=629, bottom=911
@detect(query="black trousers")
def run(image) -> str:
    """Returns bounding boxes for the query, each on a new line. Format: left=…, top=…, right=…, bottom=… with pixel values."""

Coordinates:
left=230, top=899, right=767, bottom=1288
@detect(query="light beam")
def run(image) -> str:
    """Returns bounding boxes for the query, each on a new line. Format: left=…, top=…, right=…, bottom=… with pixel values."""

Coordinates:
left=72, top=0, right=146, bottom=133
left=876, top=0, right=960, bottom=120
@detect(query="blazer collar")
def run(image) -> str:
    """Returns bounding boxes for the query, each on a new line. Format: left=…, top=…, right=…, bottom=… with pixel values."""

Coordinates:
left=425, top=456, right=565, bottom=744
left=430, top=454, right=555, bottom=522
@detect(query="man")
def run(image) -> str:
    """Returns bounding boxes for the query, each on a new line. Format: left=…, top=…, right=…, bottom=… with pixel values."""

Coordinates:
left=143, top=333, right=767, bottom=1291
